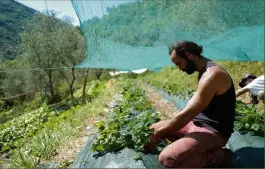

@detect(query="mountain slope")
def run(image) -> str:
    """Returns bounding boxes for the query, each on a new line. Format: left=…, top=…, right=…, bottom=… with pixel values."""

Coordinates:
left=0, top=0, right=36, bottom=60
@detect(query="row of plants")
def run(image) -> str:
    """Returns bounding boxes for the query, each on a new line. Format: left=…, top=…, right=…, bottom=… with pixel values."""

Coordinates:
left=145, top=79, right=264, bottom=136
left=145, top=79, right=195, bottom=100
left=91, top=81, right=161, bottom=153
left=0, top=104, right=60, bottom=153
left=7, top=80, right=109, bottom=168
left=0, top=80, right=105, bottom=154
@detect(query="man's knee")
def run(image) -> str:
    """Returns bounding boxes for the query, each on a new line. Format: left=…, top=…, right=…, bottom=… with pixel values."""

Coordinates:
left=158, top=151, right=181, bottom=168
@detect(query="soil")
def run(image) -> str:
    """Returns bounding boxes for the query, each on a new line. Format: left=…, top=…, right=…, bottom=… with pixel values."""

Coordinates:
left=142, top=84, right=179, bottom=118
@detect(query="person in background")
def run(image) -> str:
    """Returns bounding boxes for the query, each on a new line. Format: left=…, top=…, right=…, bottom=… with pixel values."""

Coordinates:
left=236, top=74, right=264, bottom=104
left=145, top=40, right=235, bottom=168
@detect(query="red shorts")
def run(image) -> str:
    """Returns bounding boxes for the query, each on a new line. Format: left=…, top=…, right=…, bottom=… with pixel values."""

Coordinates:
left=151, top=120, right=228, bottom=168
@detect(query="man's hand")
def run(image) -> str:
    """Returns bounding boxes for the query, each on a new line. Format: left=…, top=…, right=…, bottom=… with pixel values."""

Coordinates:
left=144, top=133, right=159, bottom=152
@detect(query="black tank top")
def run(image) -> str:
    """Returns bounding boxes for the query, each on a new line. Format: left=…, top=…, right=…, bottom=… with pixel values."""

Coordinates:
left=193, top=61, right=236, bottom=138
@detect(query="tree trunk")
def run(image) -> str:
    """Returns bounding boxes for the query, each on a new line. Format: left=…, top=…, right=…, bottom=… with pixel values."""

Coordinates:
left=82, top=69, right=89, bottom=104
left=19, top=94, right=26, bottom=104
left=95, top=69, right=102, bottom=80
left=69, top=67, right=76, bottom=99
left=47, top=70, right=55, bottom=101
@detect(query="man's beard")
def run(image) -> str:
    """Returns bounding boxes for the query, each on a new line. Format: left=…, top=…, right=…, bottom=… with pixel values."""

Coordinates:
left=182, top=58, right=196, bottom=75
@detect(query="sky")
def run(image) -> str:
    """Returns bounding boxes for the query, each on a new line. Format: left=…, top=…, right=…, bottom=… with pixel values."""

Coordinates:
left=16, top=0, right=137, bottom=26
left=16, top=0, right=80, bottom=25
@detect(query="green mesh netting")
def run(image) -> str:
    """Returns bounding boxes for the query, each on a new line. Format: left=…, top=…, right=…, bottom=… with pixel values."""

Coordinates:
left=71, top=0, right=264, bottom=70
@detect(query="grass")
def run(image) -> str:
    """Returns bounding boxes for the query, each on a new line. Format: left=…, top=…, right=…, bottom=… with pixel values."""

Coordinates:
left=142, top=60, right=264, bottom=96
left=0, top=94, right=44, bottom=125
left=0, top=81, right=108, bottom=155
left=8, top=79, right=120, bottom=168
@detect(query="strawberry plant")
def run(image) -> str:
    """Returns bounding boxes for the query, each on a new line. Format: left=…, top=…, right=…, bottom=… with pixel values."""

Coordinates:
left=91, top=83, right=161, bottom=152
left=235, top=100, right=264, bottom=136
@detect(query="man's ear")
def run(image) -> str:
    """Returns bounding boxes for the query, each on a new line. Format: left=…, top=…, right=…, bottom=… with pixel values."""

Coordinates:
left=185, top=51, right=193, bottom=60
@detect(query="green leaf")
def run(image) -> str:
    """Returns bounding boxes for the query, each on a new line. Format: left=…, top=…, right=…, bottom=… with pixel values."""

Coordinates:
left=95, top=144, right=104, bottom=152
left=95, top=121, right=105, bottom=131
left=251, top=123, right=260, bottom=131
left=108, top=121, right=117, bottom=130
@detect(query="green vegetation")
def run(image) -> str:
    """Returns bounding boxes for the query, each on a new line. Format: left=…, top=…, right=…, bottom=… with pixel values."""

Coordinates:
left=0, top=0, right=264, bottom=168
left=235, top=101, right=264, bottom=136
left=0, top=81, right=105, bottom=154
left=0, top=9, right=111, bottom=115
left=91, top=81, right=160, bottom=152
left=0, top=104, right=61, bottom=153
left=142, top=61, right=263, bottom=92
left=17, top=11, right=85, bottom=103
left=145, top=79, right=195, bottom=100
left=0, top=0, right=35, bottom=60
left=84, top=0, right=264, bottom=46
left=8, top=80, right=111, bottom=168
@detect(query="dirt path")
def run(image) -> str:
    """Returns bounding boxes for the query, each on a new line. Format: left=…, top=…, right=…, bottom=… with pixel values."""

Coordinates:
left=142, top=84, right=179, bottom=118
left=40, top=80, right=118, bottom=168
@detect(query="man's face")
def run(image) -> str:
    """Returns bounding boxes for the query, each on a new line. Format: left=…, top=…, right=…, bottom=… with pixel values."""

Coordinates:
left=170, top=50, right=196, bottom=75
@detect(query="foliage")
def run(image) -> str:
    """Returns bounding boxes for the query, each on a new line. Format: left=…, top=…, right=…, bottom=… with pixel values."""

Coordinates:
left=0, top=105, right=61, bottom=153
left=18, top=12, right=68, bottom=102
left=56, top=24, right=86, bottom=99
left=0, top=80, right=106, bottom=154
left=10, top=79, right=116, bottom=168
left=2, top=11, right=85, bottom=104
left=73, top=80, right=104, bottom=102
left=145, top=79, right=195, bottom=100
left=1, top=59, right=33, bottom=104
left=91, top=82, right=160, bottom=152
left=142, top=61, right=264, bottom=92
left=0, top=6, right=86, bottom=108
left=11, top=125, right=74, bottom=168
left=235, top=100, right=264, bottom=136
left=0, top=94, right=47, bottom=125
left=82, top=0, right=264, bottom=46
left=0, top=0, right=35, bottom=60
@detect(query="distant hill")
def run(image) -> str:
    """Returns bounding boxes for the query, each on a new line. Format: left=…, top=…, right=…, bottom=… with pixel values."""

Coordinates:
left=0, top=0, right=36, bottom=60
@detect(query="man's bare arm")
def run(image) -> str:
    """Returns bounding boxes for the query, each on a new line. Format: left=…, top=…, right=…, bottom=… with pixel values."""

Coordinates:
left=235, top=87, right=249, bottom=97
